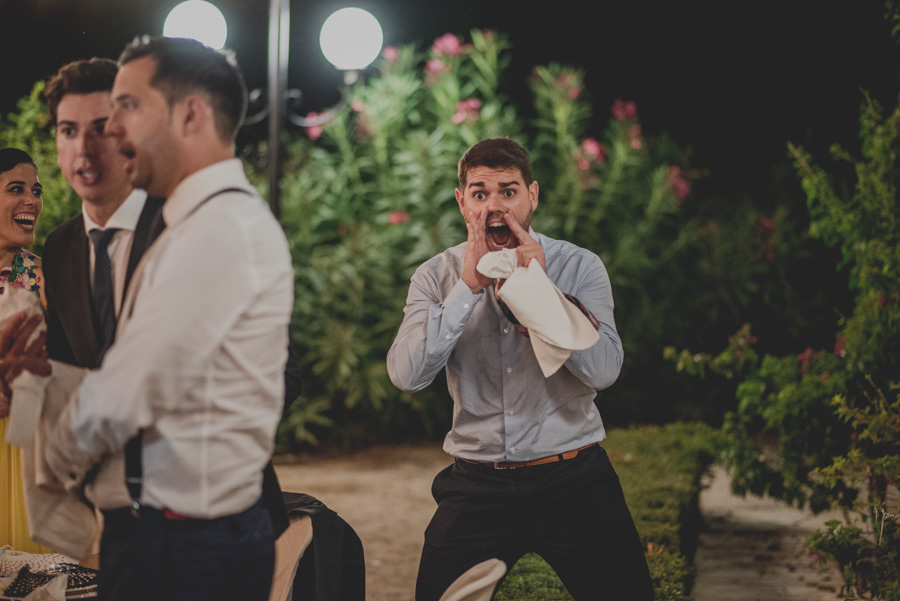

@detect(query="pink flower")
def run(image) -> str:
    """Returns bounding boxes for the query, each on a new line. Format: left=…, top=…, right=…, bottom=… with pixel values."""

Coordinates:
left=388, top=211, right=410, bottom=224
left=452, top=98, right=482, bottom=124
left=432, top=33, right=462, bottom=56
left=351, top=100, right=365, bottom=113
left=424, top=59, right=448, bottom=74
left=582, top=138, right=606, bottom=163
left=577, top=157, right=590, bottom=171
left=667, top=166, right=690, bottom=202
left=798, top=347, right=816, bottom=366
left=381, top=46, right=399, bottom=63
left=612, top=99, right=638, bottom=121
left=554, top=73, right=581, bottom=100
left=424, top=59, right=450, bottom=83
left=834, top=336, right=846, bottom=358
left=628, top=124, right=642, bottom=150
left=304, top=112, right=323, bottom=140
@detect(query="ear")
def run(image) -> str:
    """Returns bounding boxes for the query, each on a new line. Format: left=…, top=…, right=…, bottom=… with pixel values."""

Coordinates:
left=529, top=180, right=539, bottom=211
left=455, top=187, right=466, bottom=215
left=178, top=94, right=209, bottom=137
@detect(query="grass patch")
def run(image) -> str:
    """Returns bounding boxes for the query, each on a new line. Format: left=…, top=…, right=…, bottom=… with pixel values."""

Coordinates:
left=494, top=422, right=718, bottom=601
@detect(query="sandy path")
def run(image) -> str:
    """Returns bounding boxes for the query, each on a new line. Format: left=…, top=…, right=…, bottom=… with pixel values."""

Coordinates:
left=692, top=465, right=844, bottom=600
left=274, top=443, right=450, bottom=601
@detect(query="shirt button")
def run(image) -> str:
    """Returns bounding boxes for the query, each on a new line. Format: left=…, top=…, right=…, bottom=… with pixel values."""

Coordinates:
left=504, top=328, right=509, bottom=333
left=508, top=409, right=515, bottom=416
left=506, top=367, right=512, bottom=373
left=509, top=447, right=516, bottom=454
left=463, top=303, right=470, bottom=309
left=445, top=334, right=451, bottom=339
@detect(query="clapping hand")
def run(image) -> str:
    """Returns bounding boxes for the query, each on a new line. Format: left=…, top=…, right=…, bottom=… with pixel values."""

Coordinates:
left=0, top=312, right=50, bottom=402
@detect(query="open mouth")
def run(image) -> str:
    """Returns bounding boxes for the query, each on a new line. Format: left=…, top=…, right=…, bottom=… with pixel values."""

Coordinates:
left=485, top=214, right=513, bottom=250
left=13, top=213, right=36, bottom=231
left=76, top=167, right=101, bottom=184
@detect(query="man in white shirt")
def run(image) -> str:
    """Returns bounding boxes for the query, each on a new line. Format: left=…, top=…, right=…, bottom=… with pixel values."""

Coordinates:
left=43, top=36, right=293, bottom=601
left=42, top=57, right=164, bottom=601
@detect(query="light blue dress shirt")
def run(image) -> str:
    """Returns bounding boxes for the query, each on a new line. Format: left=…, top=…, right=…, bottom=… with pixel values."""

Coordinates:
left=387, top=231, right=623, bottom=462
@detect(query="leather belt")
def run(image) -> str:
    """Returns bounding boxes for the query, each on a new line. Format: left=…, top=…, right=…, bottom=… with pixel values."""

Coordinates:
left=458, top=442, right=598, bottom=470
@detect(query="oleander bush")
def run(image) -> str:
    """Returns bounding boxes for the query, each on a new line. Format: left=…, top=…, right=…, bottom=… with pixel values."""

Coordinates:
left=258, top=29, right=839, bottom=449
left=667, top=88, right=900, bottom=599
left=495, top=422, right=720, bottom=601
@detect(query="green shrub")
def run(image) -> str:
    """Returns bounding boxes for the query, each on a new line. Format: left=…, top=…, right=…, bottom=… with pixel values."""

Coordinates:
left=667, top=87, right=900, bottom=599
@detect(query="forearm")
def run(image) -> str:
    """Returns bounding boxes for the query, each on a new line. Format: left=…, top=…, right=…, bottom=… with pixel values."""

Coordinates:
left=557, top=261, right=624, bottom=389
left=387, top=277, right=482, bottom=392
left=564, top=320, right=623, bottom=389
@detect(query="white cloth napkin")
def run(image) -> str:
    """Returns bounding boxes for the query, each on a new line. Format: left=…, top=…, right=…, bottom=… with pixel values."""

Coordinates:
left=476, top=250, right=599, bottom=377
left=1, top=287, right=49, bottom=448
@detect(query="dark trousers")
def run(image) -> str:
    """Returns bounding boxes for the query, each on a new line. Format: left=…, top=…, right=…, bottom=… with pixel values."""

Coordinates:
left=98, top=509, right=141, bottom=601
left=135, top=497, right=275, bottom=601
left=415, top=445, right=654, bottom=601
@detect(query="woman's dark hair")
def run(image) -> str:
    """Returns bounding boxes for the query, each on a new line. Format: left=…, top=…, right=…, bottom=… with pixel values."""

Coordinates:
left=0, top=148, right=37, bottom=176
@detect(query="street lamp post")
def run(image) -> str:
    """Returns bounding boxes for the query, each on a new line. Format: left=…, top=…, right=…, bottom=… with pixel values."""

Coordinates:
left=266, top=0, right=290, bottom=218
left=165, top=0, right=383, bottom=218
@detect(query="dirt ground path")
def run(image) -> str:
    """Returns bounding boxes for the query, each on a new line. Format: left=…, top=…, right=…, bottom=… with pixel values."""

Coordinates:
left=692, top=465, right=845, bottom=601
left=274, top=443, right=450, bottom=601
left=275, top=448, right=849, bottom=601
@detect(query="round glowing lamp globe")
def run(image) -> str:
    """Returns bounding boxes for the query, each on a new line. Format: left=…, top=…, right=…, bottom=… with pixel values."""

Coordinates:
left=164, top=1, right=228, bottom=50
left=319, top=8, right=383, bottom=71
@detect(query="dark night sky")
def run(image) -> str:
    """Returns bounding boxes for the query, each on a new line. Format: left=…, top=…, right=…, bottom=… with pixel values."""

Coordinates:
left=1, top=0, right=898, bottom=198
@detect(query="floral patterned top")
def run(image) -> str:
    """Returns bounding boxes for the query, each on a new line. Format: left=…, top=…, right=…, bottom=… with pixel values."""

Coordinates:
left=0, top=249, right=42, bottom=301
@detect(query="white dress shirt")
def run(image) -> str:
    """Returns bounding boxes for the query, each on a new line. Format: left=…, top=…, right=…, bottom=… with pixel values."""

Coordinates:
left=81, top=189, right=147, bottom=317
left=47, top=159, right=294, bottom=519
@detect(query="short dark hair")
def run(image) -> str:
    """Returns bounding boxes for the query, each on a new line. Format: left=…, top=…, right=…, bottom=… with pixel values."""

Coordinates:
left=118, top=35, right=247, bottom=143
left=0, top=148, right=37, bottom=176
left=457, top=137, right=533, bottom=188
left=44, top=58, right=118, bottom=125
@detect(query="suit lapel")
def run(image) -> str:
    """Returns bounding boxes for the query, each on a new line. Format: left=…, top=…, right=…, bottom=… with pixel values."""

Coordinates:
left=58, top=223, right=103, bottom=366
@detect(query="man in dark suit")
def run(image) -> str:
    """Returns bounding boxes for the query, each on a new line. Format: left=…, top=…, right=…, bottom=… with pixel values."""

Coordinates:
left=41, top=57, right=165, bottom=601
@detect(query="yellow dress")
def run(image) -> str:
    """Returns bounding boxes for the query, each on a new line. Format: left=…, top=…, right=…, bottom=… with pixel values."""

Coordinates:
left=0, top=248, right=51, bottom=553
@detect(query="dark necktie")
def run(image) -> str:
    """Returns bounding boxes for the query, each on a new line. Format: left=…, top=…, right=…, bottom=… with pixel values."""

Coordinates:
left=89, top=228, right=120, bottom=357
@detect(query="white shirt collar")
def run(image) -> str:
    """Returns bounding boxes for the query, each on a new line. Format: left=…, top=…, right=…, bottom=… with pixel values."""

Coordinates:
left=82, top=189, right=148, bottom=234
left=162, top=159, right=254, bottom=228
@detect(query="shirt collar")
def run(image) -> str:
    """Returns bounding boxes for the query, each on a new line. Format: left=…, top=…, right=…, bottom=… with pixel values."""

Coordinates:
left=82, top=189, right=148, bottom=234
left=162, top=158, right=254, bottom=228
